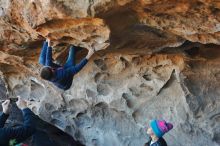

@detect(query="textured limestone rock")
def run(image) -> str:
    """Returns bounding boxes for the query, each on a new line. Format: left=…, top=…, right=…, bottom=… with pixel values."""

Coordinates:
left=101, top=6, right=185, bottom=52
left=2, top=0, right=220, bottom=49
left=0, top=0, right=114, bottom=50
left=0, top=0, right=220, bottom=146
left=133, top=0, right=220, bottom=44
left=36, top=18, right=110, bottom=51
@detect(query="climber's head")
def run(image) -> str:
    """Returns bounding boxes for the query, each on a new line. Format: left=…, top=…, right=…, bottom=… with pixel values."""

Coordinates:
left=40, top=66, right=54, bottom=80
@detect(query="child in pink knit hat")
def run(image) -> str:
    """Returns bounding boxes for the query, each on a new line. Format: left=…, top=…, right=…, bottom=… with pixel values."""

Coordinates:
left=144, top=119, right=173, bottom=146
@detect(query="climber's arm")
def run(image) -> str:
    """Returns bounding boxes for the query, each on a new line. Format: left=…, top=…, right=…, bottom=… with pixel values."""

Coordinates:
left=0, top=112, right=9, bottom=128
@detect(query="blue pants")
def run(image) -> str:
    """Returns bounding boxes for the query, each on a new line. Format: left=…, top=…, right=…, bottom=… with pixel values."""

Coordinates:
left=63, top=46, right=82, bottom=69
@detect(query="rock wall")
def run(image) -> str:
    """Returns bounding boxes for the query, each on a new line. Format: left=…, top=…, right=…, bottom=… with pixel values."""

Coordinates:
left=0, top=0, right=220, bottom=146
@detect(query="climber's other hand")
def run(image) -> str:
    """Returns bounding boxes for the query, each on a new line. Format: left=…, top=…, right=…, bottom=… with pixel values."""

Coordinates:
left=2, top=100, right=11, bottom=114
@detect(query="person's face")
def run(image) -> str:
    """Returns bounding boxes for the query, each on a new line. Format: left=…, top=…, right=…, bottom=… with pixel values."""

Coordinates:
left=147, top=127, right=154, bottom=136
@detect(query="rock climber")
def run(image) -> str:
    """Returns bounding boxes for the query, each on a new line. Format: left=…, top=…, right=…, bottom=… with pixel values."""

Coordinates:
left=0, top=97, right=36, bottom=146
left=144, top=119, right=173, bottom=146
left=39, top=38, right=95, bottom=90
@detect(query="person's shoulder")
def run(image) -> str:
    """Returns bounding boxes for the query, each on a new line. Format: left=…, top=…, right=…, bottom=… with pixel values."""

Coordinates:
left=158, top=137, right=167, bottom=146
left=144, top=141, right=150, bottom=146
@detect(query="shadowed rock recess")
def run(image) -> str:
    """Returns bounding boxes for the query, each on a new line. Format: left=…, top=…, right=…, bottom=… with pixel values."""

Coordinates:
left=0, top=0, right=220, bottom=146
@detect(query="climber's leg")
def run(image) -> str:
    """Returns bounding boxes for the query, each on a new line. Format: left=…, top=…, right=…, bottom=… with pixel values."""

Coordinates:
left=66, top=48, right=95, bottom=74
left=64, top=46, right=76, bottom=69
left=64, top=46, right=83, bottom=69
left=38, top=41, right=48, bottom=66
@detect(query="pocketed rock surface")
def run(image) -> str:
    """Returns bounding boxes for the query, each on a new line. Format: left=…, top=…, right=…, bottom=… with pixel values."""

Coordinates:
left=0, top=0, right=220, bottom=146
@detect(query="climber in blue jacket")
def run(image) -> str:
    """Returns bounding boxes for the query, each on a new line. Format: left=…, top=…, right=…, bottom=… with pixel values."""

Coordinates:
left=38, top=39, right=95, bottom=90
left=0, top=97, right=36, bottom=146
